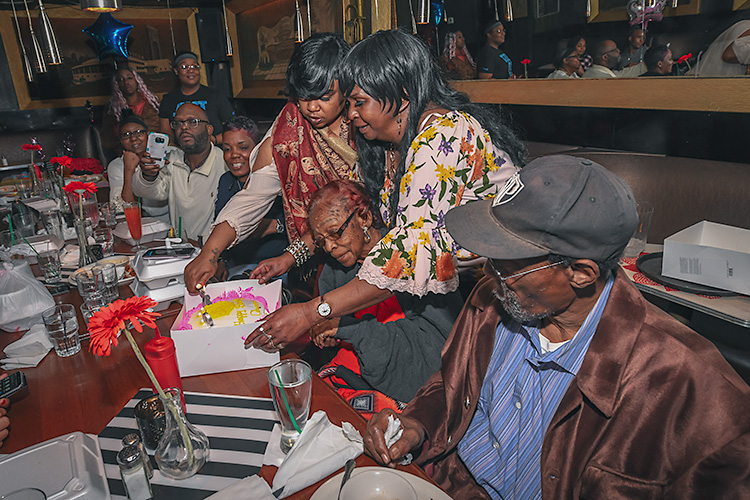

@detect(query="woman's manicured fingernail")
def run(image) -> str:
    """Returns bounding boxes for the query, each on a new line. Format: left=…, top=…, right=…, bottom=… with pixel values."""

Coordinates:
left=244, top=343, right=251, bottom=350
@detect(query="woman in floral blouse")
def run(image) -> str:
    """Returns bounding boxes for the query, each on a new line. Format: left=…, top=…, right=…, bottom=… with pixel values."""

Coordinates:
left=245, top=29, right=525, bottom=352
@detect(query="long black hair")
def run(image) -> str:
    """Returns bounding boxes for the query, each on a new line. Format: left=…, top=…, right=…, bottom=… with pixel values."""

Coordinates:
left=338, top=29, right=526, bottom=219
left=285, top=33, right=350, bottom=101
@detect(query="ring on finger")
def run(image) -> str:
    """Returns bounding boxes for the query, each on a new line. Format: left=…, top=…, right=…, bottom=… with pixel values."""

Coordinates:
left=262, top=332, right=273, bottom=341
left=259, top=325, right=266, bottom=333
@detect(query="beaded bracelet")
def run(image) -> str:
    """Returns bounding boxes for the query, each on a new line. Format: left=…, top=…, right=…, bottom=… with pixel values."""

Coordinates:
left=285, top=238, right=311, bottom=268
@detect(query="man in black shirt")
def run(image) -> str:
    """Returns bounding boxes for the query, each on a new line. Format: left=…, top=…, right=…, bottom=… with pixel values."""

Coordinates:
left=477, top=21, right=513, bottom=79
left=159, top=51, right=234, bottom=144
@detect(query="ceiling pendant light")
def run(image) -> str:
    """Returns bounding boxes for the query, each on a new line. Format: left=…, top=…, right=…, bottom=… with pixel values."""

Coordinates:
left=221, top=0, right=233, bottom=56
left=505, top=0, right=513, bottom=22
left=10, top=0, right=34, bottom=82
left=417, top=0, right=429, bottom=24
left=38, top=0, right=62, bottom=65
left=22, top=0, right=46, bottom=73
left=80, top=0, right=122, bottom=13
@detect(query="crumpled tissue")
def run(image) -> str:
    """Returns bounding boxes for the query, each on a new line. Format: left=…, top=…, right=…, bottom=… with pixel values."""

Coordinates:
left=1, top=323, right=53, bottom=369
left=205, top=474, right=276, bottom=500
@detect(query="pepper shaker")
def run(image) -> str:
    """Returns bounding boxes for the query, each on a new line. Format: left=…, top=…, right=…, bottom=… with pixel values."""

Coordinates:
left=122, top=432, right=154, bottom=479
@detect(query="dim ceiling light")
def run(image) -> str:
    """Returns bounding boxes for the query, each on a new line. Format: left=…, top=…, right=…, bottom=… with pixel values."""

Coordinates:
left=80, top=0, right=122, bottom=13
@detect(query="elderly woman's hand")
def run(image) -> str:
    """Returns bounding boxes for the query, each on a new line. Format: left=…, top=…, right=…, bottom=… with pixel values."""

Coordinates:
left=249, top=253, right=295, bottom=284
left=244, top=301, right=319, bottom=352
left=311, top=318, right=341, bottom=348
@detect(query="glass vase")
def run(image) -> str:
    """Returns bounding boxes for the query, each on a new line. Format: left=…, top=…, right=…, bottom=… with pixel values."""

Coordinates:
left=75, top=219, right=94, bottom=268
left=155, top=388, right=210, bottom=479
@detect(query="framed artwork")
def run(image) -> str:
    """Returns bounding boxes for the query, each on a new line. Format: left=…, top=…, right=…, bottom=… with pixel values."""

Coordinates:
left=0, top=7, right=200, bottom=110
left=588, top=0, right=702, bottom=23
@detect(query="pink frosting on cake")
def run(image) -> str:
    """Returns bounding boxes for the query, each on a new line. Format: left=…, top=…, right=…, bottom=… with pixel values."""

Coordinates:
left=176, top=286, right=272, bottom=330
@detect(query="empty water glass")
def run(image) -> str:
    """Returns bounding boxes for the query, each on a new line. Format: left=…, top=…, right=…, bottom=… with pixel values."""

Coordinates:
left=38, top=249, right=62, bottom=282
left=99, top=202, right=118, bottom=227
left=76, top=265, right=118, bottom=303
left=95, top=263, right=120, bottom=302
left=42, top=304, right=80, bottom=357
left=13, top=177, right=32, bottom=199
left=93, top=226, right=114, bottom=258
left=41, top=209, right=65, bottom=241
left=11, top=212, right=37, bottom=238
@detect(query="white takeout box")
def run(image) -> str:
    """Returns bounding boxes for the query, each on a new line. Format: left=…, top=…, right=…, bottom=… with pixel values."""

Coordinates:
left=112, top=217, right=170, bottom=245
left=133, top=244, right=199, bottom=290
left=170, top=279, right=282, bottom=377
left=662, top=221, right=750, bottom=295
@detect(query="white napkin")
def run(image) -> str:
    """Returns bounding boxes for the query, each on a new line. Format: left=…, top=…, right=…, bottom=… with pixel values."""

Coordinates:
left=59, top=245, right=79, bottom=268
left=270, top=410, right=364, bottom=498
left=205, top=475, right=276, bottom=500
left=1, top=323, right=53, bottom=369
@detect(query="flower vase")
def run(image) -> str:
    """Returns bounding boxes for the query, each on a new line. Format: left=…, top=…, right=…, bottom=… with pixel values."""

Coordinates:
left=76, top=218, right=94, bottom=268
left=155, top=388, right=209, bottom=479
left=28, top=163, right=42, bottom=196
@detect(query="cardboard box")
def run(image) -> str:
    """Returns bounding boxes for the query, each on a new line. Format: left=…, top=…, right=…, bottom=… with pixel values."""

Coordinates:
left=662, top=221, right=750, bottom=295
left=170, top=279, right=282, bottom=377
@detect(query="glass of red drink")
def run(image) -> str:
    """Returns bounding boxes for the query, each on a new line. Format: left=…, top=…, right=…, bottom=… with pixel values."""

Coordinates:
left=123, top=201, right=143, bottom=249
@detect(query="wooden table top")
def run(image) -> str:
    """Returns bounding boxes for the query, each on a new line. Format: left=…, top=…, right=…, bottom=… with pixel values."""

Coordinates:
left=0, top=281, right=436, bottom=499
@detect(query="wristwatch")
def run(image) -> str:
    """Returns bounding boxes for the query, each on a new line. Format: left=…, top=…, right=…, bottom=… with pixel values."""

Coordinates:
left=317, top=295, right=332, bottom=318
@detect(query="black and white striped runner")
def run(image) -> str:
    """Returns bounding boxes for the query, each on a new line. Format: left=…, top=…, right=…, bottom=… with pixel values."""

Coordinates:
left=99, top=389, right=277, bottom=499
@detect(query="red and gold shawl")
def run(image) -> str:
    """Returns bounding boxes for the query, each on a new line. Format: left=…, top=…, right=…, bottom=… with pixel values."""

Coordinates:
left=272, top=102, right=358, bottom=242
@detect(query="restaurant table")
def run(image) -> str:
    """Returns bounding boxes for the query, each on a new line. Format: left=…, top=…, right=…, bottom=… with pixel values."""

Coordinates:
left=620, top=244, right=750, bottom=329
left=0, top=281, right=440, bottom=499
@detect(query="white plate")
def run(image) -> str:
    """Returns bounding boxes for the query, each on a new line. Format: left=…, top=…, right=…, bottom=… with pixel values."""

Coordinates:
left=309, top=466, right=453, bottom=500
left=68, top=256, right=136, bottom=286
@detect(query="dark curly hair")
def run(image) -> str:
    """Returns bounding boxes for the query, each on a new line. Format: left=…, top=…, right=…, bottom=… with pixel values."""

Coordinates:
left=222, top=115, right=261, bottom=144
left=285, top=33, right=350, bottom=101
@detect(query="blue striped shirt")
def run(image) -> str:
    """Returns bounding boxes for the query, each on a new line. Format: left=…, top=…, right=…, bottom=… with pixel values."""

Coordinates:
left=457, top=278, right=614, bottom=500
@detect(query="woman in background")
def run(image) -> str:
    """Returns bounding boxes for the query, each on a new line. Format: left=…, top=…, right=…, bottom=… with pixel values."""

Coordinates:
left=101, top=67, right=161, bottom=152
left=568, top=35, right=592, bottom=77
left=439, top=31, right=477, bottom=80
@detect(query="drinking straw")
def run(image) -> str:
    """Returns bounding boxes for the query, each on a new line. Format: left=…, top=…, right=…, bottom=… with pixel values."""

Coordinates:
left=178, top=216, right=182, bottom=240
left=274, top=369, right=302, bottom=434
left=20, top=234, right=62, bottom=280
left=7, top=213, right=14, bottom=246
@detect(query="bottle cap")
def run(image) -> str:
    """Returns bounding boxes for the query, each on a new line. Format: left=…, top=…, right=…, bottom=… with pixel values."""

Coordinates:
left=122, top=433, right=141, bottom=447
left=117, top=445, right=143, bottom=470
left=143, top=329, right=175, bottom=360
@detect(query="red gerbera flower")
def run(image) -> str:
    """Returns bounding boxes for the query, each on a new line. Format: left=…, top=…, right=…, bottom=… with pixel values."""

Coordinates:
left=63, top=181, right=98, bottom=195
left=521, top=58, right=531, bottom=65
left=88, top=296, right=160, bottom=357
left=22, top=144, right=42, bottom=151
left=678, top=53, right=692, bottom=64
left=51, top=156, right=72, bottom=167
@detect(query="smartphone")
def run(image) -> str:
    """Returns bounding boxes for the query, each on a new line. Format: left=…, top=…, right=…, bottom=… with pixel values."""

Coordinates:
left=0, top=371, right=27, bottom=399
left=146, top=132, right=170, bottom=168
left=142, top=247, right=194, bottom=261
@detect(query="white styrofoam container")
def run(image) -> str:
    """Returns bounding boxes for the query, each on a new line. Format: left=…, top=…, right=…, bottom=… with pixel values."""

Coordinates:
left=112, top=217, right=170, bottom=246
left=132, top=245, right=199, bottom=290
left=662, top=221, right=750, bottom=295
left=170, top=279, right=281, bottom=377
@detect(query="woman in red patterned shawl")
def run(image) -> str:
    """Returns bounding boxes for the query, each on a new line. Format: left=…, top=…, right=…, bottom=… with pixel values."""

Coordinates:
left=184, top=33, right=356, bottom=291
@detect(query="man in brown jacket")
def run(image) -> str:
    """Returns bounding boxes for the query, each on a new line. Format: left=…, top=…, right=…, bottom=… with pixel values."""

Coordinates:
left=364, top=155, right=750, bottom=499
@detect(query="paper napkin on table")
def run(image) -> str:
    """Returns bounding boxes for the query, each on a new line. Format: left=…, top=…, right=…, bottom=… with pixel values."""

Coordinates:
left=270, top=410, right=364, bottom=498
left=59, top=245, right=79, bottom=268
left=205, top=475, right=276, bottom=500
left=1, top=323, right=53, bottom=369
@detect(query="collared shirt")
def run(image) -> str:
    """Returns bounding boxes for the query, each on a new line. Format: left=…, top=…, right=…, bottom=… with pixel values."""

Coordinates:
left=457, top=277, right=615, bottom=500
left=132, top=145, right=227, bottom=241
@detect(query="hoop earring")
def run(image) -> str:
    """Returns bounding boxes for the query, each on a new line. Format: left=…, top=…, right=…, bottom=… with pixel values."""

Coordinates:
left=363, top=226, right=371, bottom=242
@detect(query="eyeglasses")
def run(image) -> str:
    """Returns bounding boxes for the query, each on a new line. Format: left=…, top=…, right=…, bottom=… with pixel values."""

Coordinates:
left=178, top=64, right=200, bottom=71
left=313, top=210, right=357, bottom=249
left=120, top=129, right=147, bottom=140
left=603, top=47, right=621, bottom=56
left=488, top=260, right=563, bottom=283
left=170, top=119, right=209, bottom=130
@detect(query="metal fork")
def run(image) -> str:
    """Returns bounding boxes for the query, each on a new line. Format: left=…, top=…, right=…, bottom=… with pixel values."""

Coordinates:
left=195, top=283, right=214, bottom=327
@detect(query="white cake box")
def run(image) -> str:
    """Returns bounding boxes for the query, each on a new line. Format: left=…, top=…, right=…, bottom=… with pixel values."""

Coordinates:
left=170, top=279, right=282, bottom=377
left=662, top=221, right=750, bottom=295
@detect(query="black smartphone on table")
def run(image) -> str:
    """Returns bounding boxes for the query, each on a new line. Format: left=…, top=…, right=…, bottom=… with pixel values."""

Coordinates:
left=0, top=371, right=27, bottom=399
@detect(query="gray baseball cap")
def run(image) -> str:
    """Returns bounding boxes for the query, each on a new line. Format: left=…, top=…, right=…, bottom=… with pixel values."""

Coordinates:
left=445, top=155, right=638, bottom=261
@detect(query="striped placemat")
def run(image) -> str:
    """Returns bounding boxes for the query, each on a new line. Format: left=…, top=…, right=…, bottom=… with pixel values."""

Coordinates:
left=99, top=389, right=277, bottom=499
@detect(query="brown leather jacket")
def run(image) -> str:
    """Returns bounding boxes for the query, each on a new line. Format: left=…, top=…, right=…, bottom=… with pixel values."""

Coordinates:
left=403, top=271, right=750, bottom=499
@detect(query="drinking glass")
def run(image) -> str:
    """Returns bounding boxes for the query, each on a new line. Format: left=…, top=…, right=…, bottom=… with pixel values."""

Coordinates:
left=93, top=226, right=114, bottom=258
left=38, top=249, right=62, bottom=283
left=123, top=201, right=143, bottom=249
left=99, top=202, right=118, bottom=227
left=82, top=194, right=100, bottom=228
left=42, top=304, right=80, bottom=357
left=623, top=201, right=654, bottom=258
left=41, top=209, right=65, bottom=241
left=267, top=359, right=313, bottom=454
left=13, top=177, right=32, bottom=199
left=11, top=213, right=37, bottom=238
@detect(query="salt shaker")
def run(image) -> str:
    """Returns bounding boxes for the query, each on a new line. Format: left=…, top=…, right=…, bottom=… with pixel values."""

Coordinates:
left=122, top=433, right=154, bottom=478
left=117, top=445, right=153, bottom=500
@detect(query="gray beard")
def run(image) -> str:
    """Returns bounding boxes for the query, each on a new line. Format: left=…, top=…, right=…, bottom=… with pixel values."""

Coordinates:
left=493, top=283, right=551, bottom=324
left=179, top=129, right=209, bottom=155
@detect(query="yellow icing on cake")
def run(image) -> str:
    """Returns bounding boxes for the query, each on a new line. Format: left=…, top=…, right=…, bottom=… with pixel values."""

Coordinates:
left=188, top=298, right=268, bottom=328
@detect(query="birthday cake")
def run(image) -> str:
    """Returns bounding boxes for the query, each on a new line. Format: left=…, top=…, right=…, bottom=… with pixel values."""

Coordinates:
left=176, top=287, right=273, bottom=330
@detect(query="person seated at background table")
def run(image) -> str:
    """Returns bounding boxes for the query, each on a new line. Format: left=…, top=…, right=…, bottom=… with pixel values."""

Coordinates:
left=158, top=51, right=234, bottom=145
left=308, top=180, right=461, bottom=414
left=583, top=39, right=646, bottom=78
left=0, top=372, right=9, bottom=449
left=363, top=155, right=750, bottom=499
left=100, top=66, right=161, bottom=153
left=568, top=35, right=592, bottom=77
left=641, top=44, right=674, bottom=76
left=183, top=33, right=356, bottom=292
left=477, top=21, right=513, bottom=79
left=690, top=19, right=750, bottom=76
left=244, top=29, right=524, bottom=356
left=133, top=103, right=226, bottom=242
left=107, top=115, right=169, bottom=222
left=215, top=116, right=288, bottom=279
left=619, top=26, right=647, bottom=69
left=439, top=31, right=477, bottom=80
left=546, top=46, right=580, bottom=79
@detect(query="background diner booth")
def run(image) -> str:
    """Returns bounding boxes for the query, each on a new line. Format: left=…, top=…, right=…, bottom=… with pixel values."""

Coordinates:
left=0, top=0, right=749, bottom=498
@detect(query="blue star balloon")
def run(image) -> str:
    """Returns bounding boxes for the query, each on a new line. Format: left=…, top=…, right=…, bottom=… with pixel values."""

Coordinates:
left=432, top=0, right=444, bottom=25
left=83, top=13, right=132, bottom=60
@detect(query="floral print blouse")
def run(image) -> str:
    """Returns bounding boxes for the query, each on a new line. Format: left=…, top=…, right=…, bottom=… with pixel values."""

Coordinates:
left=358, top=110, right=518, bottom=297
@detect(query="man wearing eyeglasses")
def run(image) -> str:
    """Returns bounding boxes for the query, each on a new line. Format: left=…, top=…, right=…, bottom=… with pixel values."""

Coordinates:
left=158, top=51, right=234, bottom=144
left=133, top=103, right=227, bottom=241
left=107, top=115, right=169, bottom=221
left=583, top=39, right=646, bottom=78
left=363, top=155, right=750, bottom=499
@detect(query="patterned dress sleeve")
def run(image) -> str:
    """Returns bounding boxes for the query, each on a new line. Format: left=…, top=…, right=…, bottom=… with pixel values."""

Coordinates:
left=358, top=111, right=518, bottom=297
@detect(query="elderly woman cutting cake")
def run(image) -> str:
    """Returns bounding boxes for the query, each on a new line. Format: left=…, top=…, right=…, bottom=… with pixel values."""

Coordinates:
left=245, top=29, right=525, bottom=352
